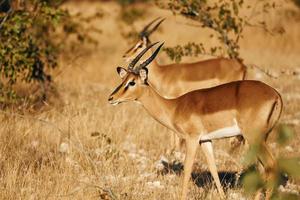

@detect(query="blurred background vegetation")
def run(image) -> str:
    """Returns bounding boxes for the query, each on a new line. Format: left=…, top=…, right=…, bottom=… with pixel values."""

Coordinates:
left=0, top=0, right=101, bottom=107
left=1, top=1, right=299, bottom=105
left=293, top=0, right=300, bottom=7
left=242, top=125, right=300, bottom=199
left=0, top=0, right=296, bottom=107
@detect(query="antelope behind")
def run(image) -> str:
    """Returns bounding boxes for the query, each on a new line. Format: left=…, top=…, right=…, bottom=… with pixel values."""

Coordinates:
left=123, top=18, right=247, bottom=99
left=109, top=43, right=282, bottom=200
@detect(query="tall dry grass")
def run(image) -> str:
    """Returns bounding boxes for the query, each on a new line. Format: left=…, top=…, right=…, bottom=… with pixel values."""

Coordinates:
left=0, top=1, right=299, bottom=199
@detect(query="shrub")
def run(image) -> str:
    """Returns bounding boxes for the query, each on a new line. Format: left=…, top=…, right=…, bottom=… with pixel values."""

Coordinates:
left=0, top=0, right=101, bottom=106
left=157, top=0, right=279, bottom=62
left=242, top=125, right=300, bottom=199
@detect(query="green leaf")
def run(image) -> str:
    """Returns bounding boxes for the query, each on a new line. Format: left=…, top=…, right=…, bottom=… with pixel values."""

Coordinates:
left=232, top=1, right=239, bottom=15
left=242, top=170, right=264, bottom=194
left=278, top=157, right=300, bottom=178
left=277, top=125, right=294, bottom=146
left=243, top=144, right=260, bottom=165
left=273, top=192, right=300, bottom=200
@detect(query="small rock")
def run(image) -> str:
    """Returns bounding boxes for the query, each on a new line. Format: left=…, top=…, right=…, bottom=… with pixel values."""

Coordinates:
left=128, top=153, right=138, bottom=159
left=285, top=146, right=293, bottom=152
left=59, top=142, right=69, bottom=153
left=159, top=155, right=169, bottom=163
left=146, top=181, right=164, bottom=189
left=95, top=148, right=102, bottom=156
left=31, top=140, right=39, bottom=149
left=228, top=192, right=245, bottom=200
left=140, top=172, right=154, bottom=178
left=155, top=161, right=165, bottom=171
left=122, top=141, right=137, bottom=153
left=173, top=151, right=185, bottom=161
left=278, top=185, right=299, bottom=195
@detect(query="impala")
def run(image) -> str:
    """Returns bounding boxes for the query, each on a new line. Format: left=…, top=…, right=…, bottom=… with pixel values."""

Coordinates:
left=109, top=43, right=282, bottom=200
left=123, top=18, right=247, bottom=99
left=123, top=18, right=247, bottom=149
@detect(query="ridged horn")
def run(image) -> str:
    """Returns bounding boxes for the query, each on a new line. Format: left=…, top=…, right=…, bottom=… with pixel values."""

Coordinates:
left=139, top=17, right=164, bottom=38
left=147, top=18, right=165, bottom=36
left=136, top=42, right=164, bottom=70
left=128, top=42, right=159, bottom=71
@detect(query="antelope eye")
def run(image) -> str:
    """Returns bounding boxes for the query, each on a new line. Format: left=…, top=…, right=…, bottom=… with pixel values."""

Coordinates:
left=129, top=81, right=135, bottom=86
left=138, top=44, right=143, bottom=48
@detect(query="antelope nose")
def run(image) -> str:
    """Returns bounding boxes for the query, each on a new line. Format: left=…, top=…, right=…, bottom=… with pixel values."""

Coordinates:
left=108, top=96, right=113, bottom=101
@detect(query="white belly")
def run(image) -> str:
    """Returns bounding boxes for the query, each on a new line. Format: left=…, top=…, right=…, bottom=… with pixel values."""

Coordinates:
left=199, top=119, right=242, bottom=142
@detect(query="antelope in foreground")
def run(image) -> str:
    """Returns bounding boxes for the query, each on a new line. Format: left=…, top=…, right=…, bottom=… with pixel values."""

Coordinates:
left=123, top=18, right=247, bottom=149
left=109, top=43, right=282, bottom=200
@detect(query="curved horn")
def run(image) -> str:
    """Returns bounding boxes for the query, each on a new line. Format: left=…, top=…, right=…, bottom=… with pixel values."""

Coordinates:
left=128, top=42, right=159, bottom=71
left=147, top=18, right=165, bottom=36
left=139, top=17, right=162, bottom=38
left=137, top=42, right=164, bottom=70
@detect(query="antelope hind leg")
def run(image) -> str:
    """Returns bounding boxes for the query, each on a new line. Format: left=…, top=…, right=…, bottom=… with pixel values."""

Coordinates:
left=257, top=142, right=277, bottom=200
left=200, top=141, right=225, bottom=199
left=170, top=133, right=185, bottom=154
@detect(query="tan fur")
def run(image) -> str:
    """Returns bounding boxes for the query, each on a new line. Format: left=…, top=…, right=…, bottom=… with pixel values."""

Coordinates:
left=149, top=58, right=246, bottom=98
left=124, top=41, right=247, bottom=99
left=109, top=71, right=282, bottom=200
left=124, top=39, right=247, bottom=151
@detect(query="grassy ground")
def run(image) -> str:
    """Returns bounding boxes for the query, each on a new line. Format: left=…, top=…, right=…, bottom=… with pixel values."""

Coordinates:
left=0, top=1, right=300, bottom=199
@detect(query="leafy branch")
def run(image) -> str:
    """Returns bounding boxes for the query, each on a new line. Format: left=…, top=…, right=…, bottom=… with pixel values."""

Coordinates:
left=157, top=0, right=279, bottom=62
left=0, top=0, right=102, bottom=105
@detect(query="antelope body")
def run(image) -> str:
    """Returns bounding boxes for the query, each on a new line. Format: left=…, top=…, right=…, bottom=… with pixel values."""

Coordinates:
left=141, top=58, right=246, bottom=100
left=124, top=18, right=247, bottom=149
left=109, top=43, right=282, bottom=200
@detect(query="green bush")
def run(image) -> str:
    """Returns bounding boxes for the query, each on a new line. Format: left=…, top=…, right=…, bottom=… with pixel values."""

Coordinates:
left=242, top=125, right=300, bottom=199
left=117, top=0, right=150, bottom=7
left=0, top=0, right=101, bottom=105
left=157, top=0, right=278, bottom=62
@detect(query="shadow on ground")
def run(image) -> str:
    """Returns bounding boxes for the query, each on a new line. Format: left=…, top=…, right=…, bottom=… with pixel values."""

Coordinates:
left=159, top=161, right=288, bottom=190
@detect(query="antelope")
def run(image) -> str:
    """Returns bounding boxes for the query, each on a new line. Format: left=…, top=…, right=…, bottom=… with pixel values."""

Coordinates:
left=109, top=43, right=282, bottom=200
left=123, top=17, right=247, bottom=99
left=123, top=18, right=247, bottom=150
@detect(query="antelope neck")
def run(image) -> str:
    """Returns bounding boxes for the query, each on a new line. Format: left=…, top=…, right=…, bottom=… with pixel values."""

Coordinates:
left=138, top=84, right=177, bottom=131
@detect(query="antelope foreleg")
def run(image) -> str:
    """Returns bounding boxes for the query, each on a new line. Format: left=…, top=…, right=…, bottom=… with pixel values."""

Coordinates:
left=180, top=139, right=198, bottom=200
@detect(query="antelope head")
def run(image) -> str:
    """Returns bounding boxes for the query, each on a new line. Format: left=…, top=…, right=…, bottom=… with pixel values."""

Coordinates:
left=123, top=17, right=165, bottom=62
left=109, top=42, right=164, bottom=105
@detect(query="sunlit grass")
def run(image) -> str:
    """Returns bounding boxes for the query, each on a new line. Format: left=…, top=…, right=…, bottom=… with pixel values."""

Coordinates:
left=0, top=1, right=299, bottom=199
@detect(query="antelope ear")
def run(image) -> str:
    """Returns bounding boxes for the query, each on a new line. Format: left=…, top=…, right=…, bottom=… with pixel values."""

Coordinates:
left=139, top=68, right=148, bottom=83
left=117, top=67, right=127, bottom=79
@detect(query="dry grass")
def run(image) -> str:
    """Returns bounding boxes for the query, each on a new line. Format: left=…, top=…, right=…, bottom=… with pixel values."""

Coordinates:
left=0, top=1, right=300, bottom=199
